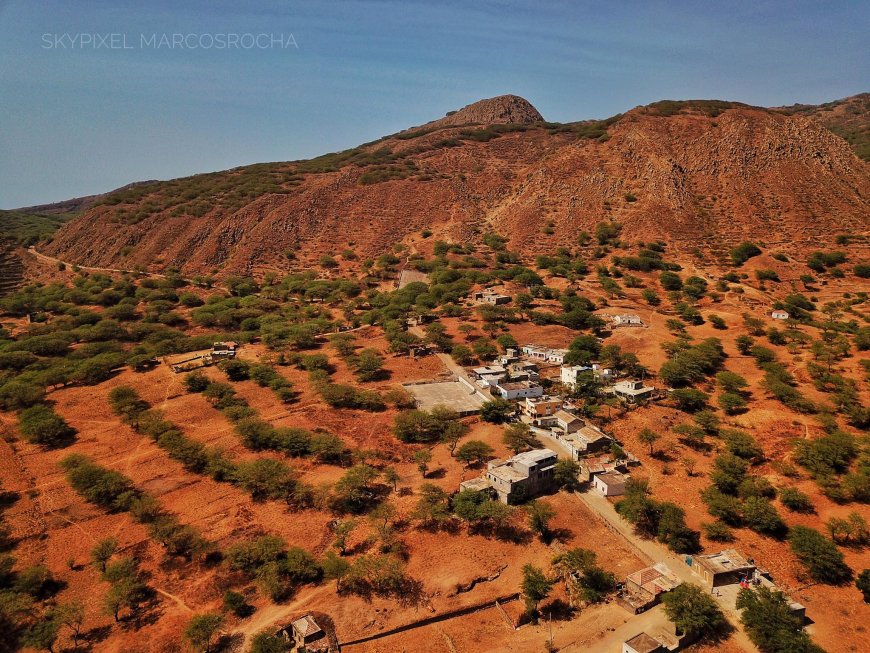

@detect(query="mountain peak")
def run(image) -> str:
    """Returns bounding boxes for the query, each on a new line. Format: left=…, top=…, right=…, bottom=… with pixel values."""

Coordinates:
left=421, top=94, right=544, bottom=130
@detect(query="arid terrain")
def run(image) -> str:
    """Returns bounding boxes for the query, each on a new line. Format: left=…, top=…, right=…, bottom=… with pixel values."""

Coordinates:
left=0, top=93, right=868, bottom=653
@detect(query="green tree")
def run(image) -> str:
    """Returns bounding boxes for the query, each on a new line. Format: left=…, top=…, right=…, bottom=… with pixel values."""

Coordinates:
left=91, top=537, right=118, bottom=572
left=249, top=630, right=289, bottom=653
left=736, top=586, right=823, bottom=653
left=502, top=423, right=539, bottom=454
left=661, top=583, right=728, bottom=639
left=857, top=569, right=870, bottom=603
left=716, top=371, right=748, bottom=393
left=456, top=440, right=494, bottom=468
left=554, top=459, right=580, bottom=490
left=638, top=428, right=660, bottom=455
left=354, top=348, right=385, bottom=381
left=718, top=392, right=747, bottom=415
left=789, top=526, right=852, bottom=584
left=413, top=449, right=433, bottom=477
left=21, top=619, right=59, bottom=653
left=479, top=398, right=513, bottom=423
left=411, top=483, right=451, bottom=528
left=18, top=404, right=77, bottom=448
left=184, top=613, right=224, bottom=653
left=521, top=563, right=554, bottom=622
left=52, top=601, right=85, bottom=648
left=332, top=518, right=356, bottom=555
left=525, top=500, right=556, bottom=542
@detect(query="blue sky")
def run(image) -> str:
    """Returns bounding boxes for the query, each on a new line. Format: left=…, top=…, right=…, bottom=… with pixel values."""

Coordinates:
left=0, top=0, right=867, bottom=208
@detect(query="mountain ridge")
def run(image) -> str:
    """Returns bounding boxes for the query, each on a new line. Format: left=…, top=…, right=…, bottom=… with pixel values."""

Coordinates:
left=30, top=93, right=870, bottom=276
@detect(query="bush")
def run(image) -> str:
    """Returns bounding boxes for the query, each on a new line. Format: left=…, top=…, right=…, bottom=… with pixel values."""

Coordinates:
left=788, top=526, right=852, bottom=584
left=730, top=242, right=762, bottom=266
left=742, top=497, right=787, bottom=537
left=778, top=487, right=813, bottom=513
left=18, top=404, right=76, bottom=447
left=702, top=521, right=734, bottom=542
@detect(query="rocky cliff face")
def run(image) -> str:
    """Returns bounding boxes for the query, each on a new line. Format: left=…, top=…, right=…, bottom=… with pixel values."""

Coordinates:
left=44, top=98, right=870, bottom=276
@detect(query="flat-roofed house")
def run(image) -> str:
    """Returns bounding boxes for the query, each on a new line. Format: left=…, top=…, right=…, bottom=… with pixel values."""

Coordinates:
left=495, top=380, right=544, bottom=401
left=691, top=549, right=756, bottom=588
left=212, top=341, right=238, bottom=358
left=593, top=471, right=628, bottom=496
left=483, top=448, right=558, bottom=504
left=521, top=344, right=569, bottom=365
left=472, top=290, right=511, bottom=305
left=612, top=314, right=644, bottom=327
left=521, top=395, right=562, bottom=420
left=610, top=379, right=654, bottom=403
left=771, top=309, right=790, bottom=320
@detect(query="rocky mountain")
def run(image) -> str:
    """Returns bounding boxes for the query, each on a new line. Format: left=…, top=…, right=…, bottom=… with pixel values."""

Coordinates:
left=43, top=96, right=870, bottom=276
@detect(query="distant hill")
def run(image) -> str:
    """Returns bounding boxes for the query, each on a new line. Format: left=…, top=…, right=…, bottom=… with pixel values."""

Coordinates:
left=1, top=181, right=159, bottom=245
left=0, top=209, right=78, bottom=246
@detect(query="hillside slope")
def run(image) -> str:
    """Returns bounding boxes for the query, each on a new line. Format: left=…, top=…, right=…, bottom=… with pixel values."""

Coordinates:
left=777, top=92, right=870, bottom=160
left=44, top=98, right=870, bottom=276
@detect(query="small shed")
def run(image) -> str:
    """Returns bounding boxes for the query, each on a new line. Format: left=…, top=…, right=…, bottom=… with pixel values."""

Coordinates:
left=623, top=632, right=664, bottom=653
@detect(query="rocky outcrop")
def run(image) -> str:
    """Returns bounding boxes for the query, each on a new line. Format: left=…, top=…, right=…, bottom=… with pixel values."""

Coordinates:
left=420, top=95, right=544, bottom=129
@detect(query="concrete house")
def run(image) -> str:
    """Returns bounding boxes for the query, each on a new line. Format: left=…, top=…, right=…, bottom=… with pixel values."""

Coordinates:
left=212, top=341, right=238, bottom=358
left=484, top=449, right=558, bottom=504
left=552, top=410, right=583, bottom=434
left=521, top=344, right=569, bottom=365
left=472, top=365, right=507, bottom=388
left=612, top=313, right=644, bottom=327
left=495, top=380, right=544, bottom=401
left=278, top=614, right=328, bottom=652
left=593, top=471, right=628, bottom=496
left=771, top=309, right=790, bottom=320
left=561, top=364, right=612, bottom=389
left=472, top=290, right=511, bottom=305
left=610, top=379, right=654, bottom=403
left=521, top=395, right=562, bottom=420
left=691, top=549, right=756, bottom=588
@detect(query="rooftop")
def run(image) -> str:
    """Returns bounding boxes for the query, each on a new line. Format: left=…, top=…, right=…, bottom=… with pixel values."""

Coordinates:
left=596, top=471, right=627, bottom=486
left=626, top=563, right=681, bottom=595
left=291, top=615, right=322, bottom=638
left=577, top=425, right=608, bottom=442
left=498, top=380, right=540, bottom=391
left=513, top=448, right=558, bottom=465
left=553, top=410, right=582, bottom=424
left=695, top=549, right=755, bottom=574
left=624, top=632, right=663, bottom=653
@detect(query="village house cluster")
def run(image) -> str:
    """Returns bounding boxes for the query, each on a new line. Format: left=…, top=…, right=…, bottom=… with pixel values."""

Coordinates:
left=447, top=341, right=657, bottom=501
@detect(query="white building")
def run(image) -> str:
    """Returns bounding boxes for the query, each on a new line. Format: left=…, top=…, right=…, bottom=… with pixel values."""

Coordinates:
left=561, top=364, right=612, bottom=389
left=611, top=314, right=644, bottom=327
left=609, top=379, right=654, bottom=403
left=495, top=380, right=544, bottom=401
left=771, top=310, right=790, bottom=320
left=594, top=471, right=628, bottom=496
left=521, top=344, right=568, bottom=365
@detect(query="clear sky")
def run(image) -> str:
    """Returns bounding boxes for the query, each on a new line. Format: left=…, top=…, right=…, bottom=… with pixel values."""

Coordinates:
left=0, top=0, right=867, bottom=208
